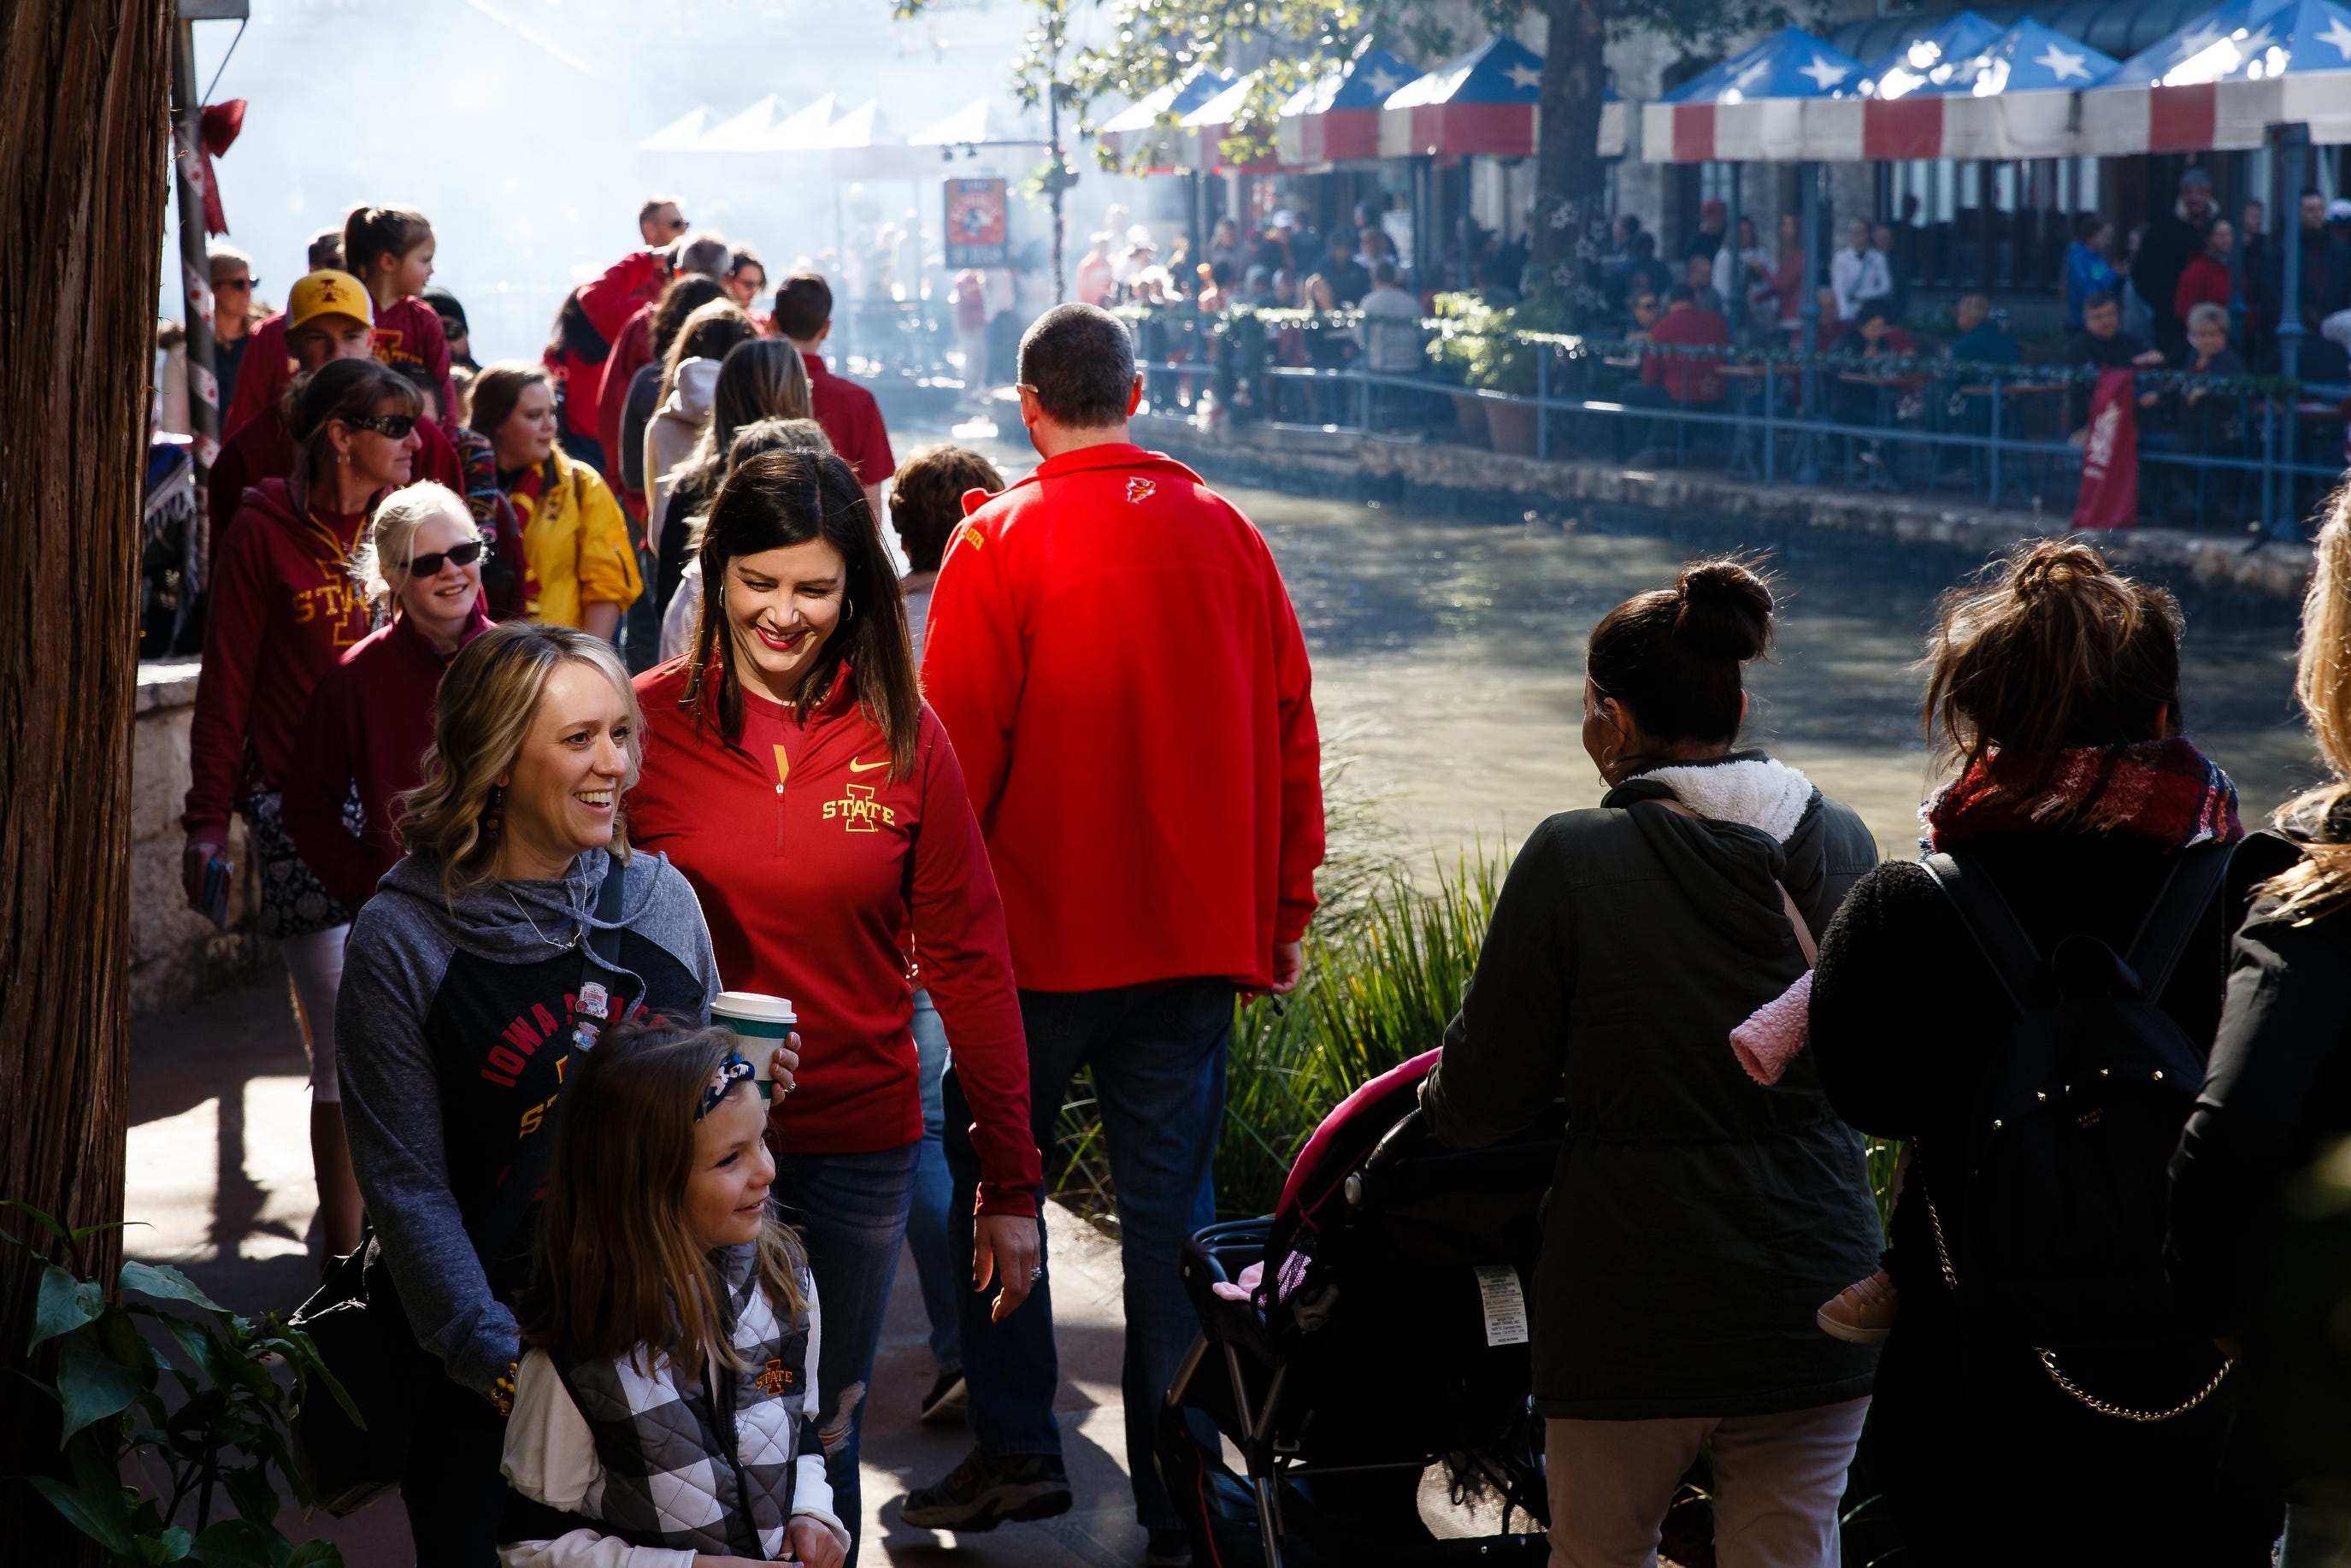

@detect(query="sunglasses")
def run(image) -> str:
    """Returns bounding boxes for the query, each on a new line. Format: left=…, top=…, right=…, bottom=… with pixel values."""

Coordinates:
left=216, top=276, right=256, bottom=292
left=401, top=539, right=484, bottom=577
left=345, top=413, right=419, bottom=440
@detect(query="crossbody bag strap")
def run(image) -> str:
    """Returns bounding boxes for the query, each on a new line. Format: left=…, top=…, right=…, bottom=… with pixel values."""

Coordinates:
left=2121, top=840, right=2231, bottom=1001
left=1644, top=795, right=1818, bottom=964
left=468, top=850, right=631, bottom=1271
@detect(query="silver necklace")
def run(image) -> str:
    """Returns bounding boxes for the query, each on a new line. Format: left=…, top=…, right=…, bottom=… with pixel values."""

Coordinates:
left=504, top=884, right=580, bottom=949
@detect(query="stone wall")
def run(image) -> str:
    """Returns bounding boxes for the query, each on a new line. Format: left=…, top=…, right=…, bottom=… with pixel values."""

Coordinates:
left=132, top=661, right=276, bottom=1016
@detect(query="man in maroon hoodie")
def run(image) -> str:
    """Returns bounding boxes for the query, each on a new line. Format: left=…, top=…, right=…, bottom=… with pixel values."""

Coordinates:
left=774, top=271, right=894, bottom=515
left=904, top=304, right=1323, bottom=1559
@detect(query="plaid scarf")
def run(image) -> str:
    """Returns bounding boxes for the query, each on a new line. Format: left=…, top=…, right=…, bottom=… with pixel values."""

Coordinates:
left=503, top=458, right=555, bottom=618
left=552, top=1246, right=816, bottom=1559
left=1924, top=737, right=2244, bottom=855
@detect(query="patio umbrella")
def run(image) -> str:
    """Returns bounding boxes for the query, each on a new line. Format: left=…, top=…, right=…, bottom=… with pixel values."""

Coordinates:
left=1377, top=36, right=1545, bottom=158
left=1640, top=27, right=1867, bottom=162
left=1276, top=45, right=1416, bottom=165
left=2080, top=0, right=2318, bottom=152
left=1096, top=68, right=1237, bottom=171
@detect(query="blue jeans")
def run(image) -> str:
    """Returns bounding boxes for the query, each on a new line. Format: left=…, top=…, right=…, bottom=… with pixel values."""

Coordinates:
left=942, top=977, right=1232, bottom=1533
left=771, top=1141, right=920, bottom=1565
left=907, top=989, right=962, bottom=1374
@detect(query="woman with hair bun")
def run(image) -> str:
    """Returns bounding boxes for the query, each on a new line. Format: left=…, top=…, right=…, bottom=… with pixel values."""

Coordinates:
left=182, top=356, right=423, bottom=1259
left=1422, top=558, right=1885, bottom=1566
left=1811, top=539, right=2275, bottom=1565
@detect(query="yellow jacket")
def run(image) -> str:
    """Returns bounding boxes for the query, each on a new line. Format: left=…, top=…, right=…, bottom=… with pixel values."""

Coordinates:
left=510, top=445, right=642, bottom=628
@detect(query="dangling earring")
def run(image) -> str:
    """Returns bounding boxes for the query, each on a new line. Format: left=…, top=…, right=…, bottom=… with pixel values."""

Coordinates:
left=483, top=784, right=504, bottom=839
left=843, top=595, right=857, bottom=622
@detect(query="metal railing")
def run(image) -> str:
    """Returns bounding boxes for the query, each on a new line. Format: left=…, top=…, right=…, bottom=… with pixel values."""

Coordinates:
left=1117, top=306, right=2348, bottom=539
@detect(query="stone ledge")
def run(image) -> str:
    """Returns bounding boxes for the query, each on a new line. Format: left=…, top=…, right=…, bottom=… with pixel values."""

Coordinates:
left=138, top=657, right=202, bottom=714
left=1137, top=413, right=2316, bottom=603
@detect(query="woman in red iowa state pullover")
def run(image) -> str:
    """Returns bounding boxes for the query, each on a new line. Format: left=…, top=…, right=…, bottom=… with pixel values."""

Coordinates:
left=181, top=358, right=423, bottom=1257
left=625, top=447, right=1040, bottom=1548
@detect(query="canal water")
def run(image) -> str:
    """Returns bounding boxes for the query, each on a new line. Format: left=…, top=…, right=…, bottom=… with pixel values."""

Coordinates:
left=941, top=428, right=2317, bottom=860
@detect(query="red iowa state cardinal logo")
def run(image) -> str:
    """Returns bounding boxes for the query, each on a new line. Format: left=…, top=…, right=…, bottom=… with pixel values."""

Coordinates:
left=1125, top=477, right=1156, bottom=504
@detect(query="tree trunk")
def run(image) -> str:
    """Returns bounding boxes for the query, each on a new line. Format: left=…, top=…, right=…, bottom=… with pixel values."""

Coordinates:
left=0, top=3, right=171, bottom=1561
left=1532, top=0, right=1611, bottom=321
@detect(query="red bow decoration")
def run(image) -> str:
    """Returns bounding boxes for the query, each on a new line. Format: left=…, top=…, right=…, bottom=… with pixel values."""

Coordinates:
left=180, top=98, right=246, bottom=236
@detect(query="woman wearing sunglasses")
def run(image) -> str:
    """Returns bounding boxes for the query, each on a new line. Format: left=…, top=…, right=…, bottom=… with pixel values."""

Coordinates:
left=183, top=356, right=423, bottom=1261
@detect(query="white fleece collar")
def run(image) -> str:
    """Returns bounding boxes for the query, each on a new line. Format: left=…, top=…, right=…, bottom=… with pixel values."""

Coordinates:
left=1634, top=757, right=1815, bottom=844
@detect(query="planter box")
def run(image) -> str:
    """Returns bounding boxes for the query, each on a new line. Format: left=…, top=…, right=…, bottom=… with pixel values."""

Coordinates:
left=1450, top=392, right=1489, bottom=447
left=1488, top=400, right=1539, bottom=456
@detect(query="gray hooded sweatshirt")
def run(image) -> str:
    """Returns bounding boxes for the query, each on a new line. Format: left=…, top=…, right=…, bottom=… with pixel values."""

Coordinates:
left=336, top=847, right=719, bottom=1398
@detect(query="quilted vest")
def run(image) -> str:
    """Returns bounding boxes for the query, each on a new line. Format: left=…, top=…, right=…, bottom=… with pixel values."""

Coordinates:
left=553, top=1245, right=816, bottom=1559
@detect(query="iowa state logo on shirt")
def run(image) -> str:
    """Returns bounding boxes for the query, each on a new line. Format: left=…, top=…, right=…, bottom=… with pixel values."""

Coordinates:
left=822, top=780, right=897, bottom=834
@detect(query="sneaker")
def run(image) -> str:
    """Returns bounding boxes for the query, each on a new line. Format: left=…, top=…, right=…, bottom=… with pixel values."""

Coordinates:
left=918, top=1368, right=969, bottom=1426
left=1146, top=1526, right=1193, bottom=1566
left=1816, top=1269, right=1899, bottom=1345
left=900, top=1449, right=1072, bottom=1531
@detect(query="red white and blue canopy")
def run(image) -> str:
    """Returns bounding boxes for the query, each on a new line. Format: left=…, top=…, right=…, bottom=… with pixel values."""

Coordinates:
left=1097, top=68, right=1238, bottom=170
left=1373, top=38, right=1626, bottom=160
left=1276, top=46, right=1417, bottom=165
left=1812, top=18, right=2118, bottom=159
left=1641, top=27, right=1866, bottom=162
left=2084, top=0, right=2351, bottom=149
left=1853, top=9, right=2006, bottom=98
left=1179, top=72, right=1282, bottom=173
left=1377, top=38, right=1544, bottom=158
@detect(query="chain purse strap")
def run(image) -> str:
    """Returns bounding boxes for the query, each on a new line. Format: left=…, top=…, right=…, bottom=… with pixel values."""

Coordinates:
left=1918, top=1151, right=2233, bottom=1424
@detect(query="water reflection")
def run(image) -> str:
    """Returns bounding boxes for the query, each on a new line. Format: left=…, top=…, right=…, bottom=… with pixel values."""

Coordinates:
left=1234, top=483, right=2317, bottom=858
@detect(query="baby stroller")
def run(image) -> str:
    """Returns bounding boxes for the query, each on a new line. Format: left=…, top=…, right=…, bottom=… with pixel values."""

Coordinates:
left=1158, top=1049, right=1563, bottom=1567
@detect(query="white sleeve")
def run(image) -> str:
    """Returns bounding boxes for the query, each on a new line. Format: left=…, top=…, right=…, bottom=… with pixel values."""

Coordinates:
left=659, top=562, right=701, bottom=663
left=791, top=1279, right=851, bottom=1555
left=498, top=1531, right=695, bottom=1568
left=502, top=1350, right=603, bottom=1515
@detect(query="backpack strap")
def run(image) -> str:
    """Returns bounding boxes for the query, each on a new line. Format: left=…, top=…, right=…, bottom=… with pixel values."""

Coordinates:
left=1921, top=851, right=2042, bottom=1012
left=2120, top=840, right=2232, bottom=1001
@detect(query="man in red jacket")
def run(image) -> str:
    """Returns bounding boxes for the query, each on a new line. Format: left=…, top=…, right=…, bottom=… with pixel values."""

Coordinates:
left=596, top=229, right=734, bottom=522
left=543, top=242, right=672, bottom=474
left=774, top=271, right=895, bottom=515
left=904, top=304, right=1324, bottom=1556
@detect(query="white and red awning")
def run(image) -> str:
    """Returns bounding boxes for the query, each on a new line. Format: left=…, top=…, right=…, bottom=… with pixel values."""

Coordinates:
left=2083, top=0, right=2351, bottom=150
left=1096, top=68, right=1237, bottom=172
left=1276, top=47, right=1416, bottom=165
left=1178, top=73, right=1282, bottom=173
left=1806, top=18, right=2118, bottom=160
left=1378, top=37, right=1544, bottom=158
left=1641, top=27, right=1866, bottom=162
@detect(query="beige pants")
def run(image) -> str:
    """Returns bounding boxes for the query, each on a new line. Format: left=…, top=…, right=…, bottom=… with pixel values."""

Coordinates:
left=1545, top=1397, right=1870, bottom=1568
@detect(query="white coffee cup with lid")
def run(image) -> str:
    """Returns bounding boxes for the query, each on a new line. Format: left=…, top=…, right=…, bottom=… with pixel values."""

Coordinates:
left=711, top=992, right=796, bottom=1100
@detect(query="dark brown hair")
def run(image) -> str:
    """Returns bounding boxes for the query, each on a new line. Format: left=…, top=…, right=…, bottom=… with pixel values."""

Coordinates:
left=771, top=272, right=834, bottom=342
left=1017, top=304, right=1135, bottom=427
left=648, top=274, right=728, bottom=364
left=1924, top=540, right=2183, bottom=799
left=521, top=1020, right=807, bottom=1371
left=283, top=357, right=421, bottom=481
left=343, top=204, right=433, bottom=278
left=465, top=360, right=552, bottom=451
left=657, top=298, right=757, bottom=405
left=682, top=449, right=921, bottom=781
left=1586, top=558, right=1774, bottom=746
left=890, top=445, right=1005, bottom=574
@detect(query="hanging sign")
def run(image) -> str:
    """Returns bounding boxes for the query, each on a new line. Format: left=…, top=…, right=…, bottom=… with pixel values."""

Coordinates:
left=944, top=178, right=1011, bottom=268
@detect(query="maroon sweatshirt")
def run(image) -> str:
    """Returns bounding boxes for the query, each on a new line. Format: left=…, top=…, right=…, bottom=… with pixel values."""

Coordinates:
left=284, top=602, right=490, bottom=911
left=183, top=475, right=372, bottom=843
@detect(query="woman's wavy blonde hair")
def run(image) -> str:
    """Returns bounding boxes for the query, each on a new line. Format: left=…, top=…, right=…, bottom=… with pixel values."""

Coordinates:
left=2265, top=510, right=2351, bottom=919
left=351, top=480, right=477, bottom=614
left=396, top=621, right=642, bottom=901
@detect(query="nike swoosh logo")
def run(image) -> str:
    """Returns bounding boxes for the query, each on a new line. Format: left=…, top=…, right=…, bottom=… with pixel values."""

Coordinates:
left=847, top=758, right=889, bottom=772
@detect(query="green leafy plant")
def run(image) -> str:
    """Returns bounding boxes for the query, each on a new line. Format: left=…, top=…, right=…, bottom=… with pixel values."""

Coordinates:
left=3, top=1201, right=350, bottom=1568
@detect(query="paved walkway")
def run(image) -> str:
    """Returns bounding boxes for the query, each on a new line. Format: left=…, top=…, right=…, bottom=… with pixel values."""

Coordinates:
left=125, top=978, right=1148, bottom=1565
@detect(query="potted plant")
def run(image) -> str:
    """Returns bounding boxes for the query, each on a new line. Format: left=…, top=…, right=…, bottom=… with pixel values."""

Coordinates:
left=1430, top=293, right=1543, bottom=455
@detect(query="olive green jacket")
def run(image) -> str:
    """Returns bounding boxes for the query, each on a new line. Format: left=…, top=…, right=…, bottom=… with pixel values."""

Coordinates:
left=1422, top=752, right=1885, bottom=1418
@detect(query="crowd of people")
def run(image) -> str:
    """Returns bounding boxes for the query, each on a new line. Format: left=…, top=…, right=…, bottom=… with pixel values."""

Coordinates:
left=163, top=186, right=2351, bottom=1568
